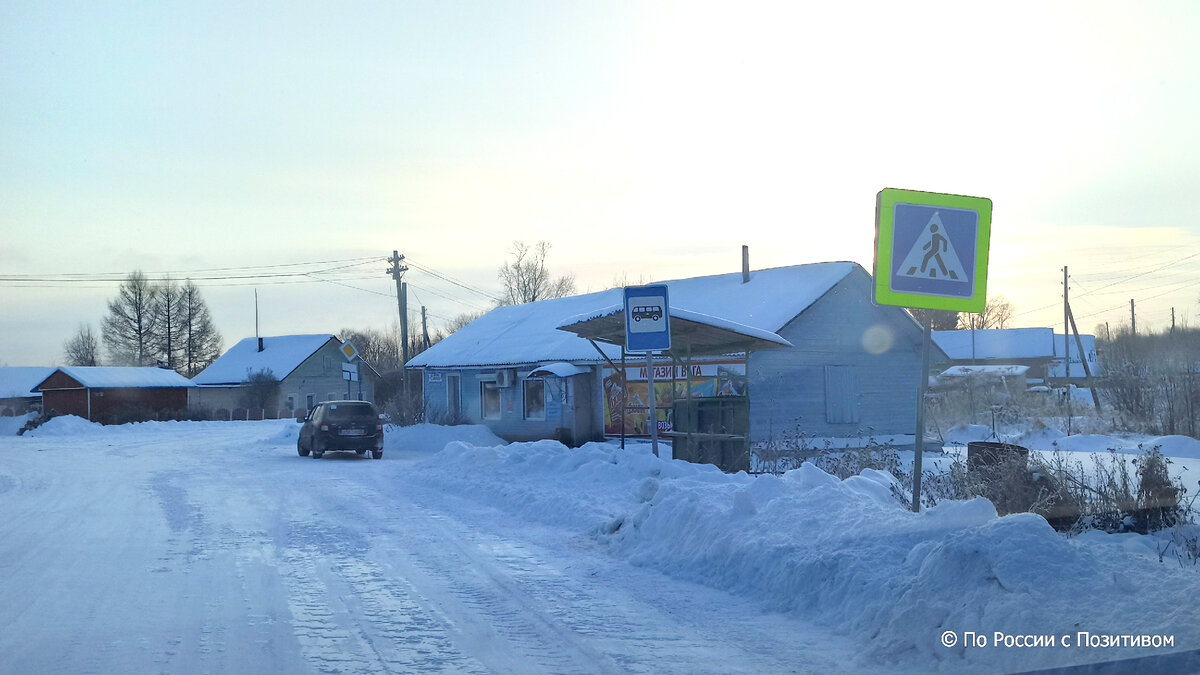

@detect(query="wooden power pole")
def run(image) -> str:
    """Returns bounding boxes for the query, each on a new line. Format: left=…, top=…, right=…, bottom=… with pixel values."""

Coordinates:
left=388, top=251, right=410, bottom=393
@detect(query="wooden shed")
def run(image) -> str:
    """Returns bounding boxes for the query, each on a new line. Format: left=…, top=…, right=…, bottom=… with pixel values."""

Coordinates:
left=34, top=367, right=195, bottom=424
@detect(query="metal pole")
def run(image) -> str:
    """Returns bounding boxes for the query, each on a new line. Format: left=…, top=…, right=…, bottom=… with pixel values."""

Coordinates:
left=647, top=351, right=659, bottom=457
left=912, top=313, right=932, bottom=513
left=620, top=350, right=626, bottom=450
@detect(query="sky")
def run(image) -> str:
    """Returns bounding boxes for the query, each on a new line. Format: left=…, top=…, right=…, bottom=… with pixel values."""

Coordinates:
left=3, top=1, right=1200, bottom=367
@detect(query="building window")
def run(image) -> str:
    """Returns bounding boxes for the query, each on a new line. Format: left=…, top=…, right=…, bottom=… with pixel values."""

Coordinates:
left=286, top=395, right=295, bottom=411
left=306, top=394, right=315, bottom=410
left=523, top=379, right=546, bottom=421
left=447, top=374, right=461, bottom=419
left=481, top=382, right=501, bottom=420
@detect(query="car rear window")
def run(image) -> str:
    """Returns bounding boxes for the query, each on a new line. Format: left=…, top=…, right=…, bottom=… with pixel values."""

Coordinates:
left=324, top=403, right=376, bottom=421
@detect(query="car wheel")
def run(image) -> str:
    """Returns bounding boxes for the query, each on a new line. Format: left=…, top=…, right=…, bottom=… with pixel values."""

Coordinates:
left=298, top=438, right=310, bottom=457
left=371, top=450, right=383, bottom=460
left=312, top=440, right=324, bottom=459
left=355, top=449, right=366, bottom=456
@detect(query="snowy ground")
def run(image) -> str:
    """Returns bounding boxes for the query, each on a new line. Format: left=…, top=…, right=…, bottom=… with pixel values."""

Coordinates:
left=2, top=417, right=1199, bottom=674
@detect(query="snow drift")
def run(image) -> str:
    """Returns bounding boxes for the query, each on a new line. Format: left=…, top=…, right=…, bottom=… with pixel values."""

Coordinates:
left=418, top=436, right=1200, bottom=671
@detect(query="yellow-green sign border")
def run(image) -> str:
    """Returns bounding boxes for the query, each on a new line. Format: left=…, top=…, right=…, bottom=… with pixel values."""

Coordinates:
left=874, top=188, right=992, bottom=313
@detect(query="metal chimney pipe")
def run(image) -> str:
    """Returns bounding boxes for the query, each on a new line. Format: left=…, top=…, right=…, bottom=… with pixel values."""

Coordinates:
left=258, top=337, right=264, bottom=352
left=742, top=245, right=750, bottom=283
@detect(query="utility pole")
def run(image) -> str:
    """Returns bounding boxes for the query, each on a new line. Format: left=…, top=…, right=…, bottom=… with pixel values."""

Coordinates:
left=400, top=282, right=409, bottom=364
left=388, top=251, right=410, bottom=393
left=1172, top=307, right=1176, bottom=333
left=421, top=306, right=431, bottom=349
left=1130, top=299, right=1136, bottom=336
left=1063, top=266, right=1070, bottom=379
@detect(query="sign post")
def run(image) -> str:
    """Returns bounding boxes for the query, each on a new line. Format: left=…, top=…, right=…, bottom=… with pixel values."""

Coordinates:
left=624, top=285, right=671, bottom=457
left=342, top=362, right=359, bottom=400
left=874, top=188, right=992, bottom=512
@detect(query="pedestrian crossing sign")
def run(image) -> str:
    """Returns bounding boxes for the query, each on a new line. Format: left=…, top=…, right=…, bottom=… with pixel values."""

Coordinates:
left=874, top=188, right=992, bottom=312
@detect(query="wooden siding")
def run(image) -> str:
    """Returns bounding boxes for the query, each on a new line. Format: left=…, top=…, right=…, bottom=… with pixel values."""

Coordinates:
left=748, top=268, right=924, bottom=443
left=38, top=370, right=85, bottom=391
left=42, top=387, right=189, bottom=423
left=41, top=389, right=88, bottom=419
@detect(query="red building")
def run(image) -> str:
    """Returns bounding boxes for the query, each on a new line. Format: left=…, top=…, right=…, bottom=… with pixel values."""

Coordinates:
left=34, top=367, right=195, bottom=424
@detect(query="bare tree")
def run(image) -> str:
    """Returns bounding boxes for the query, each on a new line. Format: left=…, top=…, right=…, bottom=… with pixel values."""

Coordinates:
left=102, top=271, right=159, bottom=366
left=178, top=280, right=223, bottom=378
left=239, top=368, right=280, bottom=412
left=498, top=241, right=575, bottom=305
left=151, top=278, right=184, bottom=370
left=340, top=327, right=402, bottom=373
left=907, top=308, right=959, bottom=330
left=609, top=271, right=649, bottom=290
left=444, top=310, right=486, bottom=335
left=63, top=323, right=102, bottom=366
left=958, top=295, right=1014, bottom=330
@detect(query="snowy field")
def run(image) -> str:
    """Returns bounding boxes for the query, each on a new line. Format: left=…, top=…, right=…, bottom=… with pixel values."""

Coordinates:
left=2, top=417, right=1200, bottom=674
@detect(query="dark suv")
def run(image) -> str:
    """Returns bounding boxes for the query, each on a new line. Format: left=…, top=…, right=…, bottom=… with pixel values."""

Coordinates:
left=297, top=400, right=384, bottom=459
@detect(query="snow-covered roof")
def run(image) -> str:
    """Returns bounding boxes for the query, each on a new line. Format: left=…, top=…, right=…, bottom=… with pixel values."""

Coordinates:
left=931, top=328, right=1055, bottom=361
left=1050, top=334, right=1102, bottom=377
left=0, top=367, right=55, bottom=399
left=529, top=362, right=591, bottom=378
left=556, top=304, right=795, bottom=351
left=193, top=335, right=337, bottom=385
left=409, top=262, right=858, bottom=369
left=939, top=365, right=1031, bottom=378
left=39, top=367, right=196, bottom=390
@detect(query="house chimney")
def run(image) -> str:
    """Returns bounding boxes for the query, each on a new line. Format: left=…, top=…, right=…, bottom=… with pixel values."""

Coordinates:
left=742, top=245, right=750, bottom=283
left=258, top=337, right=264, bottom=352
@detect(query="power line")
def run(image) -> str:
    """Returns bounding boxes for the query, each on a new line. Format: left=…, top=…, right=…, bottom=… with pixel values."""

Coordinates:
left=1068, top=250, right=1200, bottom=297
left=0, top=256, right=385, bottom=285
left=404, top=257, right=503, bottom=304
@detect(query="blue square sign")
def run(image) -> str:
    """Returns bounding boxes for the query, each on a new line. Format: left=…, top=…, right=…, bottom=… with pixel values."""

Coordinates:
left=890, top=203, right=978, bottom=299
left=874, top=189, right=992, bottom=313
left=625, top=285, right=670, bottom=353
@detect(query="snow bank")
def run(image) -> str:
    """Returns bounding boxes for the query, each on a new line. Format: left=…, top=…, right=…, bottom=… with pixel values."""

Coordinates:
left=387, top=423, right=506, bottom=454
left=0, top=414, right=33, bottom=437
left=1051, top=434, right=1125, bottom=454
left=941, top=424, right=997, bottom=445
left=418, top=434, right=1200, bottom=671
left=1144, top=435, right=1200, bottom=459
left=1009, top=424, right=1066, bottom=450
left=21, top=414, right=103, bottom=437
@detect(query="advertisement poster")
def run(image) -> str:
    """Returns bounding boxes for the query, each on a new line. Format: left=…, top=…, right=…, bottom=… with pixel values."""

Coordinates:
left=602, top=360, right=746, bottom=437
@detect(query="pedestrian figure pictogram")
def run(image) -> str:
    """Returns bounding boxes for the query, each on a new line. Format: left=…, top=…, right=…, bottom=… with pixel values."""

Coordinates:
left=897, top=211, right=967, bottom=282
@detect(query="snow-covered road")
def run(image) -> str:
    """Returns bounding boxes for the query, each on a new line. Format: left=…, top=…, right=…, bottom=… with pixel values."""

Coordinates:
left=0, top=420, right=858, bottom=674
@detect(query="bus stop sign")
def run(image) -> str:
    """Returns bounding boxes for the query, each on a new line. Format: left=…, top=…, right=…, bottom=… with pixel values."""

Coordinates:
left=874, top=188, right=992, bottom=313
left=624, top=285, right=670, bottom=353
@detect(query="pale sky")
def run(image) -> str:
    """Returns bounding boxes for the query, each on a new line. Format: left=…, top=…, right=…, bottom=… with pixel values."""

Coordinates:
left=3, top=1, right=1200, bottom=367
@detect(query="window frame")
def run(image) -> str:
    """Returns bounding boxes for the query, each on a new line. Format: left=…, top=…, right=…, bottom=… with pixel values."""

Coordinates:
left=481, top=381, right=502, bottom=420
left=523, top=378, right=546, bottom=421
